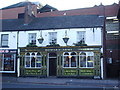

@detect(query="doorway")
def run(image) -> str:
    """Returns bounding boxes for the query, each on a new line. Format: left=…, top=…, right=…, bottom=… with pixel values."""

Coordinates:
left=49, top=52, right=57, bottom=76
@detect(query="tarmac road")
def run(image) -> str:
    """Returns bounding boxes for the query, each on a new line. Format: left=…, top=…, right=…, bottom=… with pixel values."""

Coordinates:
left=2, top=81, right=119, bottom=90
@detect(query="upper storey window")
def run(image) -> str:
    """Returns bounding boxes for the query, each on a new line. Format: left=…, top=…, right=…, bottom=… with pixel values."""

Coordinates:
left=1, top=34, right=9, bottom=47
left=77, top=31, right=86, bottom=44
left=49, top=32, right=57, bottom=44
left=28, top=33, right=36, bottom=45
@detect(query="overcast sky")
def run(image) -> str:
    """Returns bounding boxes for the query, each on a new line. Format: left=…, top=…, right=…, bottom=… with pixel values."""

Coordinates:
left=0, top=0, right=119, bottom=10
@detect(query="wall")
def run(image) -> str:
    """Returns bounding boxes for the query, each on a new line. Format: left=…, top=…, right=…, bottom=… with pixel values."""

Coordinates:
left=0, top=28, right=102, bottom=49
left=18, top=28, right=102, bottom=47
left=0, top=5, right=37, bottom=19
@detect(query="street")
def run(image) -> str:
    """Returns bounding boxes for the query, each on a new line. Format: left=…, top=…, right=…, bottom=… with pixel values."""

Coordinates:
left=2, top=82, right=119, bottom=90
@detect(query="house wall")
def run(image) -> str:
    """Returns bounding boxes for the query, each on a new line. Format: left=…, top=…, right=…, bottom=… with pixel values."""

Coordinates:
left=18, top=28, right=102, bottom=47
left=0, top=28, right=102, bottom=48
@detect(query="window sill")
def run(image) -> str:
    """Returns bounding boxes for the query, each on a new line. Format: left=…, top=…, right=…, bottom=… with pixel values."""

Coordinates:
left=1, top=46, right=9, bottom=48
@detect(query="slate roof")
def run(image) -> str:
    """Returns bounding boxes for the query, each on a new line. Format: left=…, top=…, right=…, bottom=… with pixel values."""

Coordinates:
left=1, top=2, right=36, bottom=10
left=2, top=15, right=104, bottom=31
left=37, top=4, right=58, bottom=13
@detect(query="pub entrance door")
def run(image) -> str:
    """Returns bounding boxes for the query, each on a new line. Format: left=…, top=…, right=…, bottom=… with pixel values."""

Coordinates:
left=49, top=52, right=57, bottom=76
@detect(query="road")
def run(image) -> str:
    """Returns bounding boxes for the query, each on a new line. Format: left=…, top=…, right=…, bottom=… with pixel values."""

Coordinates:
left=2, top=82, right=119, bottom=90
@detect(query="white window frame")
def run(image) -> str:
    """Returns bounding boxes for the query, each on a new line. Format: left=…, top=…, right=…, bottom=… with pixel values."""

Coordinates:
left=63, top=52, right=77, bottom=68
left=79, top=52, right=94, bottom=68
left=25, top=52, right=42, bottom=68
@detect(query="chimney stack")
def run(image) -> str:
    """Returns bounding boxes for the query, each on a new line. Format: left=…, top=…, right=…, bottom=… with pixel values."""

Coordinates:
left=98, top=3, right=105, bottom=16
left=24, top=1, right=34, bottom=25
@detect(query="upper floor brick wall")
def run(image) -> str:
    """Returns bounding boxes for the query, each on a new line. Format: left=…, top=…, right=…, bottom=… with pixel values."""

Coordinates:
left=0, top=2, right=119, bottom=19
left=0, top=5, right=37, bottom=19
left=37, top=3, right=119, bottom=17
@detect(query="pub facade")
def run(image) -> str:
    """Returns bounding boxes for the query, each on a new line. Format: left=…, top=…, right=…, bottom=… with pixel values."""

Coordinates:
left=1, top=14, right=104, bottom=78
left=19, top=46, right=102, bottom=78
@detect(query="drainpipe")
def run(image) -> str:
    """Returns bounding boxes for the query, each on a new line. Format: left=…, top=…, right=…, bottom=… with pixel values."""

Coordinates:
left=99, top=3, right=107, bottom=79
left=103, top=11, right=107, bottom=79
left=17, top=31, right=20, bottom=77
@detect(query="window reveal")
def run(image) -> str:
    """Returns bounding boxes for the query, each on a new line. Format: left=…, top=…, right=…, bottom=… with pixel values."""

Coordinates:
left=25, top=52, right=42, bottom=68
left=63, top=52, right=77, bottom=68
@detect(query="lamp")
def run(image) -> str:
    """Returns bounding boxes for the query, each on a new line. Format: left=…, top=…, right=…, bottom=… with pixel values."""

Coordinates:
left=62, top=30, right=69, bottom=46
left=38, top=31, right=44, bottom=44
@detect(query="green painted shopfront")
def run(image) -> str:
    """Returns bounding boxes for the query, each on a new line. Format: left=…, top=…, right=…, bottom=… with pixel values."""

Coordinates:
left=19, top=46, right=102, bottom=78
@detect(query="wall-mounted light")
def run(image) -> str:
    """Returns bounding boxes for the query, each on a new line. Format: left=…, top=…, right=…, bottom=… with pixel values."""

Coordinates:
left=68, top=56, right=72, bottom=59
left=62, top=30, right=69, bottom=46
left=38, top=30, right=44, bottom=44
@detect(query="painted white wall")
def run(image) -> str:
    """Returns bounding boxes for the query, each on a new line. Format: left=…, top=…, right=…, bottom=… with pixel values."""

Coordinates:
left=0, top=27, right=102, bottom=49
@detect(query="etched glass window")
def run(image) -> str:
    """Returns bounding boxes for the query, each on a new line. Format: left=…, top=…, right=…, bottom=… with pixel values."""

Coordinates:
left=31, top=53, right=35, bottom=67
left=25, top=52, right=42, bottom=68
left=25, top=53, right=30, bottom=67
left=80, top=52, right=94, bottom=68
left=87, top=52, right=94, bottom=67
left=36, top=53, right=42, bottom=67
left=63, top=52, right=77, bottom=68
left=80, top=52, right=86, bottom=67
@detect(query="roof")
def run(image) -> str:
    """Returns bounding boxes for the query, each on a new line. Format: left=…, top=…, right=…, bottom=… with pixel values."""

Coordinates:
left=37, top=4, right=58, bottom=13
left=2, top=15, right=104, bottom=31
left=1, top=2, right=36, bottom=10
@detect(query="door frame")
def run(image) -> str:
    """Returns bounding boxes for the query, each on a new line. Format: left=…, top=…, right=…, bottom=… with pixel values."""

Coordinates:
left=47, top=52, right=57, bottom=77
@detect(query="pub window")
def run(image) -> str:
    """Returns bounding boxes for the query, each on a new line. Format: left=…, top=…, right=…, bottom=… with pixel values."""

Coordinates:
left=48, top=32, right=57, bottom=44
left=25, top=53, right=30, bottom=67
left=79, top=52, right=94, bottom=68
left=31, top=53, right=35, bottom=67
left=28, top=33, right=36, bottom=45
left=36, top=53, right=42, bottom=67
left=80, top=52, right=86, bottom=67
left=87, top=52, right=94, bottom=67
left=63, top=52, right=77, bottom=68
left=25, top=52, right=42, bottom=68
left=1, top=34, right=9, bottom=47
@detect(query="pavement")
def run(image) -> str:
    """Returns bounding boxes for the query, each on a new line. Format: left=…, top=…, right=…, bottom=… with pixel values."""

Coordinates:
left=1, top=76, right=120, bottom=88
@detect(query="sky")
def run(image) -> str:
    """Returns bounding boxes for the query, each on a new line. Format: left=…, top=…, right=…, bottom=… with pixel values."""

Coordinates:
left=0, top=0, right=119, bottom=10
